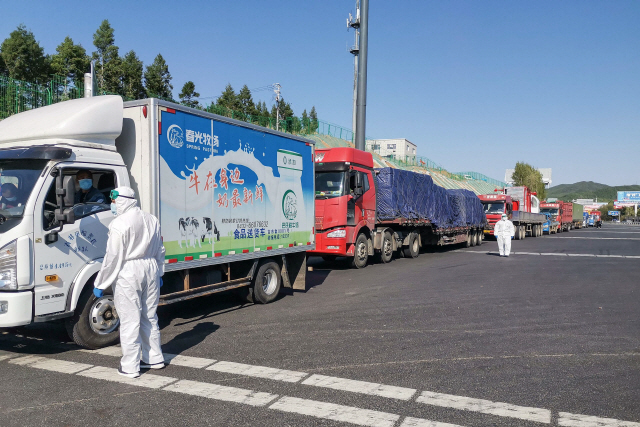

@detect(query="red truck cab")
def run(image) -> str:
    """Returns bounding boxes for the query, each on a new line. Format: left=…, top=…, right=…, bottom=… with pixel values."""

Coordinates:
left=477, top=193, right=513, bottom=236
left=310, top=148, right=376, bottom=260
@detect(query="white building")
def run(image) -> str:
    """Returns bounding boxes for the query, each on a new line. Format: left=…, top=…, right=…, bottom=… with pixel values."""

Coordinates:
left=505, top=168, right=552, bottom=188
left=366, top=138, right=417, bottom=163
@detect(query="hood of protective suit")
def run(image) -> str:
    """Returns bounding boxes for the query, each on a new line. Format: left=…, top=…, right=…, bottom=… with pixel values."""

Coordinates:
left=114, top=186, right=138, bottom=216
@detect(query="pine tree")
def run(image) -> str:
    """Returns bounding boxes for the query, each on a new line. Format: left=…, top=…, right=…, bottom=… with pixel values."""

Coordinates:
left=51, top=36, right=89, bottom=86
left=237, top=85, right=256, bottom=117
left=309, top=106, right=318, bottom=132
left=144, top=54, right=173, bottom=99
left=216, top=83, right=239, bottom=112
left=121, top=50, right=145, bottom=100
left=301, top=109, right=309, bottom=133
left=0, top=24, right=51, bottom=82
left=179, top=81, right=200, bottom=108
left=92, top=20, right=116, bottom=90
left=0, top=54, right=6, bottom=75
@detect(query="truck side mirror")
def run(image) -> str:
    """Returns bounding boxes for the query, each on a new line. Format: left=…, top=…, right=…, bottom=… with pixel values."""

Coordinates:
left=55, top=207, right=76, bottom=225
left=354, top=186, right=364, bottom=197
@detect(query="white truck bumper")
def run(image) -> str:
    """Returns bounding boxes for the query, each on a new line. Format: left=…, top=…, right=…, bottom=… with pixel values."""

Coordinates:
left=0, top=291, right=33, bottom=327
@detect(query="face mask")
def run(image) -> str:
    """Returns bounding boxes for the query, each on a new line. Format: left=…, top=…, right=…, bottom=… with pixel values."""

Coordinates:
left=79, top=179, right=93, bottom=190
left=4, top=196, right=16, bottom=202
left=111, top=203, right=118, bottom=216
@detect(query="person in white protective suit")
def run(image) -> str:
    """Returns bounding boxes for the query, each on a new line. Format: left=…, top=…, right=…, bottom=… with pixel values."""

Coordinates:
left=494, top=213, right=515, bottom=257
left=93, top=186, right=166, bottom=378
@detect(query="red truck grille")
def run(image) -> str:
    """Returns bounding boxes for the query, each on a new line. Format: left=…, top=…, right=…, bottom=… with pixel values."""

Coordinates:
left=315, top=216, right=323, bottom=229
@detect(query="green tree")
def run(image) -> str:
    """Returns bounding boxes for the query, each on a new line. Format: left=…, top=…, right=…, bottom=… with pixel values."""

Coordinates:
left=144, top=54, right=173, bottom=99
left=121, top=50, right=145, bottom=99
left=301, top=109, right=310, bottom=133
left=92, top=20, right=121, bottom=92
left=237, top=85, right=256, bottom=117
left=510, top=162, right=547, bottom=200
left=51, top=36, right=89, bottom=85
left=0, top=24, right=51, bottom=82
left=0, top=54, right=6, bottom=75
left=309, top=106, right=318, bottom=132
left=216, top=83, right=240, bottom=112
left=179, top=81, right=200, bottom=108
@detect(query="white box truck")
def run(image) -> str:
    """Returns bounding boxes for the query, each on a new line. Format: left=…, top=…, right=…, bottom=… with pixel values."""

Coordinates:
left=0, top=96, right=314, bottom=348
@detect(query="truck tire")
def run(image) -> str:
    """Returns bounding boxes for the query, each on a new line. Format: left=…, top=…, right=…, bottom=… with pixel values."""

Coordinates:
left=403, top=232, right=420, bottom=258
left=514, top=226, right=521, bottom=240
left=65, top=286, right=120, bottom=349
left=465, top=231, right=473, bottom=247
left=375, top=231, right=394, bottom=263
left=351, top=233, right=369, bottom=268
left=475, top=230, right=482, bottom=246
left=251, top=260, right=282, bottom=304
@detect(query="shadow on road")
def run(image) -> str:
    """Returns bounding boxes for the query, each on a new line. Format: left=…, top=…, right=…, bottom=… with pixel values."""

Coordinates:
left=161, top=321, right=220, bottom=355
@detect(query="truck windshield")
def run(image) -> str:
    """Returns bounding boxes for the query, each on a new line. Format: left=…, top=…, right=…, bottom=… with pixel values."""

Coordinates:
left=482, top=202, right=504, bottom=214
left=0, top=159, right=48, bottom=231
left=541, top=208, right=559, bottom=215
left=315, top=171, right=346, bottom=199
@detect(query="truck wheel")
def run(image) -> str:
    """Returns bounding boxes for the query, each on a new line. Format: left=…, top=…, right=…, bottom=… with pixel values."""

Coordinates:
left=251, top=260, right=281, bottom=304
left=375, top=231, right=394, bottom=263
left=474, top=230, right=482, bottom=246
left=351, top=234, right=369, bottom=268
left=403, top=232, right=420, bottom=258
left=65, top=286, right=120, bottom=349
left=465, top=231, right=473, bottom=247
left=514, top=226, right=521, bottom=240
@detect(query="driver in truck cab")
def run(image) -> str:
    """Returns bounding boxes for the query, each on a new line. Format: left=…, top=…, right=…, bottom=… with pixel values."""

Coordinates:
left=0, top=183, right=21, bottom=209
left=74, top=170, right=106, bottom=204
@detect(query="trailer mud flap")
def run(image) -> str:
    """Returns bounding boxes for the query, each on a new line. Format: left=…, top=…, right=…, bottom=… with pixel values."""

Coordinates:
left=281, top=252, right=307, bottom=291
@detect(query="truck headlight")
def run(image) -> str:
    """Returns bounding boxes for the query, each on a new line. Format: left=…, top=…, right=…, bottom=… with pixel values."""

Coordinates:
left=0, top=240, right=17, bottom=290
left=327, top=229, right=346, bottom=238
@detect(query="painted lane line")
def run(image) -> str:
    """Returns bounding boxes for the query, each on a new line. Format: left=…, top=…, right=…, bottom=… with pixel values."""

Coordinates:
left=207, top=360, right=307, bottom=383
left=553, top=237, right=640, bottom=240
left=625, top=255, right=640, bottom=258
left=0, top=355, right=14, bottom=361
left=558, top=412, right=640, bottom=427
left=416, top=391, right=551, bottom=424
left=164, top=379, right=279, bottom=406
left=540, top=253, right=567, bottom=256
left=164, top=353, right=216, bottom=369
left=302, top=374, right=417, bottom=401
left=595, top=255, right=623, bottom=258
left=79, top=345, right=123, bottom=357
left=400, top=417, right=466, bottom=427
left=567, top=254, right=596, bottom=257
left=77, top=366, right=178, bottom=389
left=269, top=396, right=399, bottom=427
left=9, top=355, right=93, bottom=374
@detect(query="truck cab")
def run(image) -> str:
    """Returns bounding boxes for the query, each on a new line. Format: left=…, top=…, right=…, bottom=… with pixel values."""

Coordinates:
left=477, top=193, right=513, bottom=235
left=310, top=148, right=376, bottom=265
left=540, top=202, right=562, bottom=233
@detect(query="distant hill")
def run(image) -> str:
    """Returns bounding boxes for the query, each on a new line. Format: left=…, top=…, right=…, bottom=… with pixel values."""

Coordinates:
left=547, top=181, right=640, bottom=202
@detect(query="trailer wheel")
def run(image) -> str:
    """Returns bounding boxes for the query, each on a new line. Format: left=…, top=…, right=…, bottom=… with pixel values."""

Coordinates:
left=375, top=231, right=394, bottom=263
left=251, top=260, right=281, bottom=304
left=403, top=232, right=420, bottom=258
left=465, top=231, right=473, bottom=247
left=65, top=286, right=120, bottom=349
left=351, top=234, right=369, bottom=269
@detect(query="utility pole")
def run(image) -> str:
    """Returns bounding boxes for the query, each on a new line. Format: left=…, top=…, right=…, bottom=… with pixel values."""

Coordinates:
left=354, top=0, right=369, bottom=151
left=347, top=1, right=360, bottom=137
left=273, top=83, right=281, bottom=131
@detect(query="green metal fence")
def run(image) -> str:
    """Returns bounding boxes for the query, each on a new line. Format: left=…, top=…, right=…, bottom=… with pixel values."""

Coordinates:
left=0, top=76, right=50, bottom=120
left=455, top=171, right=506, bottom=188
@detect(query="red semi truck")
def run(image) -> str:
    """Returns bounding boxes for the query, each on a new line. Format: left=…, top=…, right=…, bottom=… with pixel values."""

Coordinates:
left=478, top=186, right=546, bottom=240
left=310, top=147, right=486, bottom=268
left=540, top=201, right=573, bottom=232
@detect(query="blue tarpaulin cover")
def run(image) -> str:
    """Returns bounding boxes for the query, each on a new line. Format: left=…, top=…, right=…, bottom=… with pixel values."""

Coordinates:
left=374, top=168, right=486, bottom=229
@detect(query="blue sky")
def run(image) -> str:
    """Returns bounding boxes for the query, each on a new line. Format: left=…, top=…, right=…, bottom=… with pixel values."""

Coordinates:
left=2, top=1, right=638, bottom=186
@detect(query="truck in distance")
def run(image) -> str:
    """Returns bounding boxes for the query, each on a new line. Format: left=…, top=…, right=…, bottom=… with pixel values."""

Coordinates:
left=479, top=186, right=546, bottom=240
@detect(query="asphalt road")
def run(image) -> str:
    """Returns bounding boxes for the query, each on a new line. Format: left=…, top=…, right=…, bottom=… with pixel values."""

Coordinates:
left=1, top=223, right=639, bottom=427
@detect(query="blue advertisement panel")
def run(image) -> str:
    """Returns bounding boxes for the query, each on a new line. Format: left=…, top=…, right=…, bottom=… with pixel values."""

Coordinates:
left=158, top=108, right=314, bottom=262
left=608, top=211, right=620, bottom=216
left=617, top=191, right=640, bottom=202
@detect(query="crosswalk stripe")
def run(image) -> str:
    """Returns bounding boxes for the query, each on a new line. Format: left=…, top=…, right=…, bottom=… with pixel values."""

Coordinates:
left=400, top=417, right=466, bottom=427
left=9, top=355, right=93, bottom=374
left=269, top=396, right=400, bottom=427
left=79, top=346, right=123, bottom=357
left=77, top=366, right=178, bottom=389
left=416, top=391, right=551, bottom=424
left=164, top=353, right=216, bottom=369
left=301, top=374, right=417, bottom=401
left=163, top=379, right=279, bottom=406
left=558, top=412, right=640, bottom=427
left=207, top=360, right=307, bottom=383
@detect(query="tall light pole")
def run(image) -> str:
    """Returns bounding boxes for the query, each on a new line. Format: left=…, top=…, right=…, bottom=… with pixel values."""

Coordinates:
left=347, top=1, right=360, bottom=137
left=354, top=0, right=369, bottom=151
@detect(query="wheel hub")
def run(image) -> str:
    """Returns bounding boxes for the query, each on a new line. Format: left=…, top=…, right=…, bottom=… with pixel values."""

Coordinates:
left=89, top=295, right=120, bottom=335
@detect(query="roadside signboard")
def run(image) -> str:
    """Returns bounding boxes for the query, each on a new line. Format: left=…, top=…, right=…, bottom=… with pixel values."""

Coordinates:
left=608, top=211, right=619, bottom=216
left=615, top=201, right=637, bottom=208
left=617, top=191, right=640, bottom=202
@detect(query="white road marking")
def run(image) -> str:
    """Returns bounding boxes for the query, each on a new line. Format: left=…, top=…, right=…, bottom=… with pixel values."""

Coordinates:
left=625, top=255, right=640, bottom=258
left=9, top=355, right=93, bottom=374
left=164, top=353, right=216, bottom=369
left=558, top=412, right=640, bottom=426
left=567, top=254, right=596, bottom=257
left=164, top=379, right=279, bottom=406
left=416, top=391, right=551, bottom=424
left=77, top=366, right=178, bottom=389
left=400, top=417, right=466, bottom=427
left=553, top=236, right=640, bottom=240
left=461, top=250, right=638, bottom=259
left=0, top=355, right=13, bottom=361
left=269, top=396, right=399, bottom=427
left=540, top=253, right=567, bottom=256
left=595, top=255, right=623, bottom=258
left=79, top=345, right=123, bottom=357
left=302, top=374, right=417, bottom=400
left=207, top=360, right=307, bottom=383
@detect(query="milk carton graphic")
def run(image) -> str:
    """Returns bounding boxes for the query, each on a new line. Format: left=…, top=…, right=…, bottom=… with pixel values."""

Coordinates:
left=276, top=149, right=305, bottom=233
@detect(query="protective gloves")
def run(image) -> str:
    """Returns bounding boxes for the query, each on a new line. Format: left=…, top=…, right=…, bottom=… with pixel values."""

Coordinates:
left=93, top=288, right=104, bottom=298
left=160, top=278, right=164, bottom=288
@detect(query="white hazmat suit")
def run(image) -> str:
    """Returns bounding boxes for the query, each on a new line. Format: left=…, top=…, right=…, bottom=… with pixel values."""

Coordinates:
left=494, top=216, right=515, bottom=256
left=94, top=186, right=166, bottom=374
